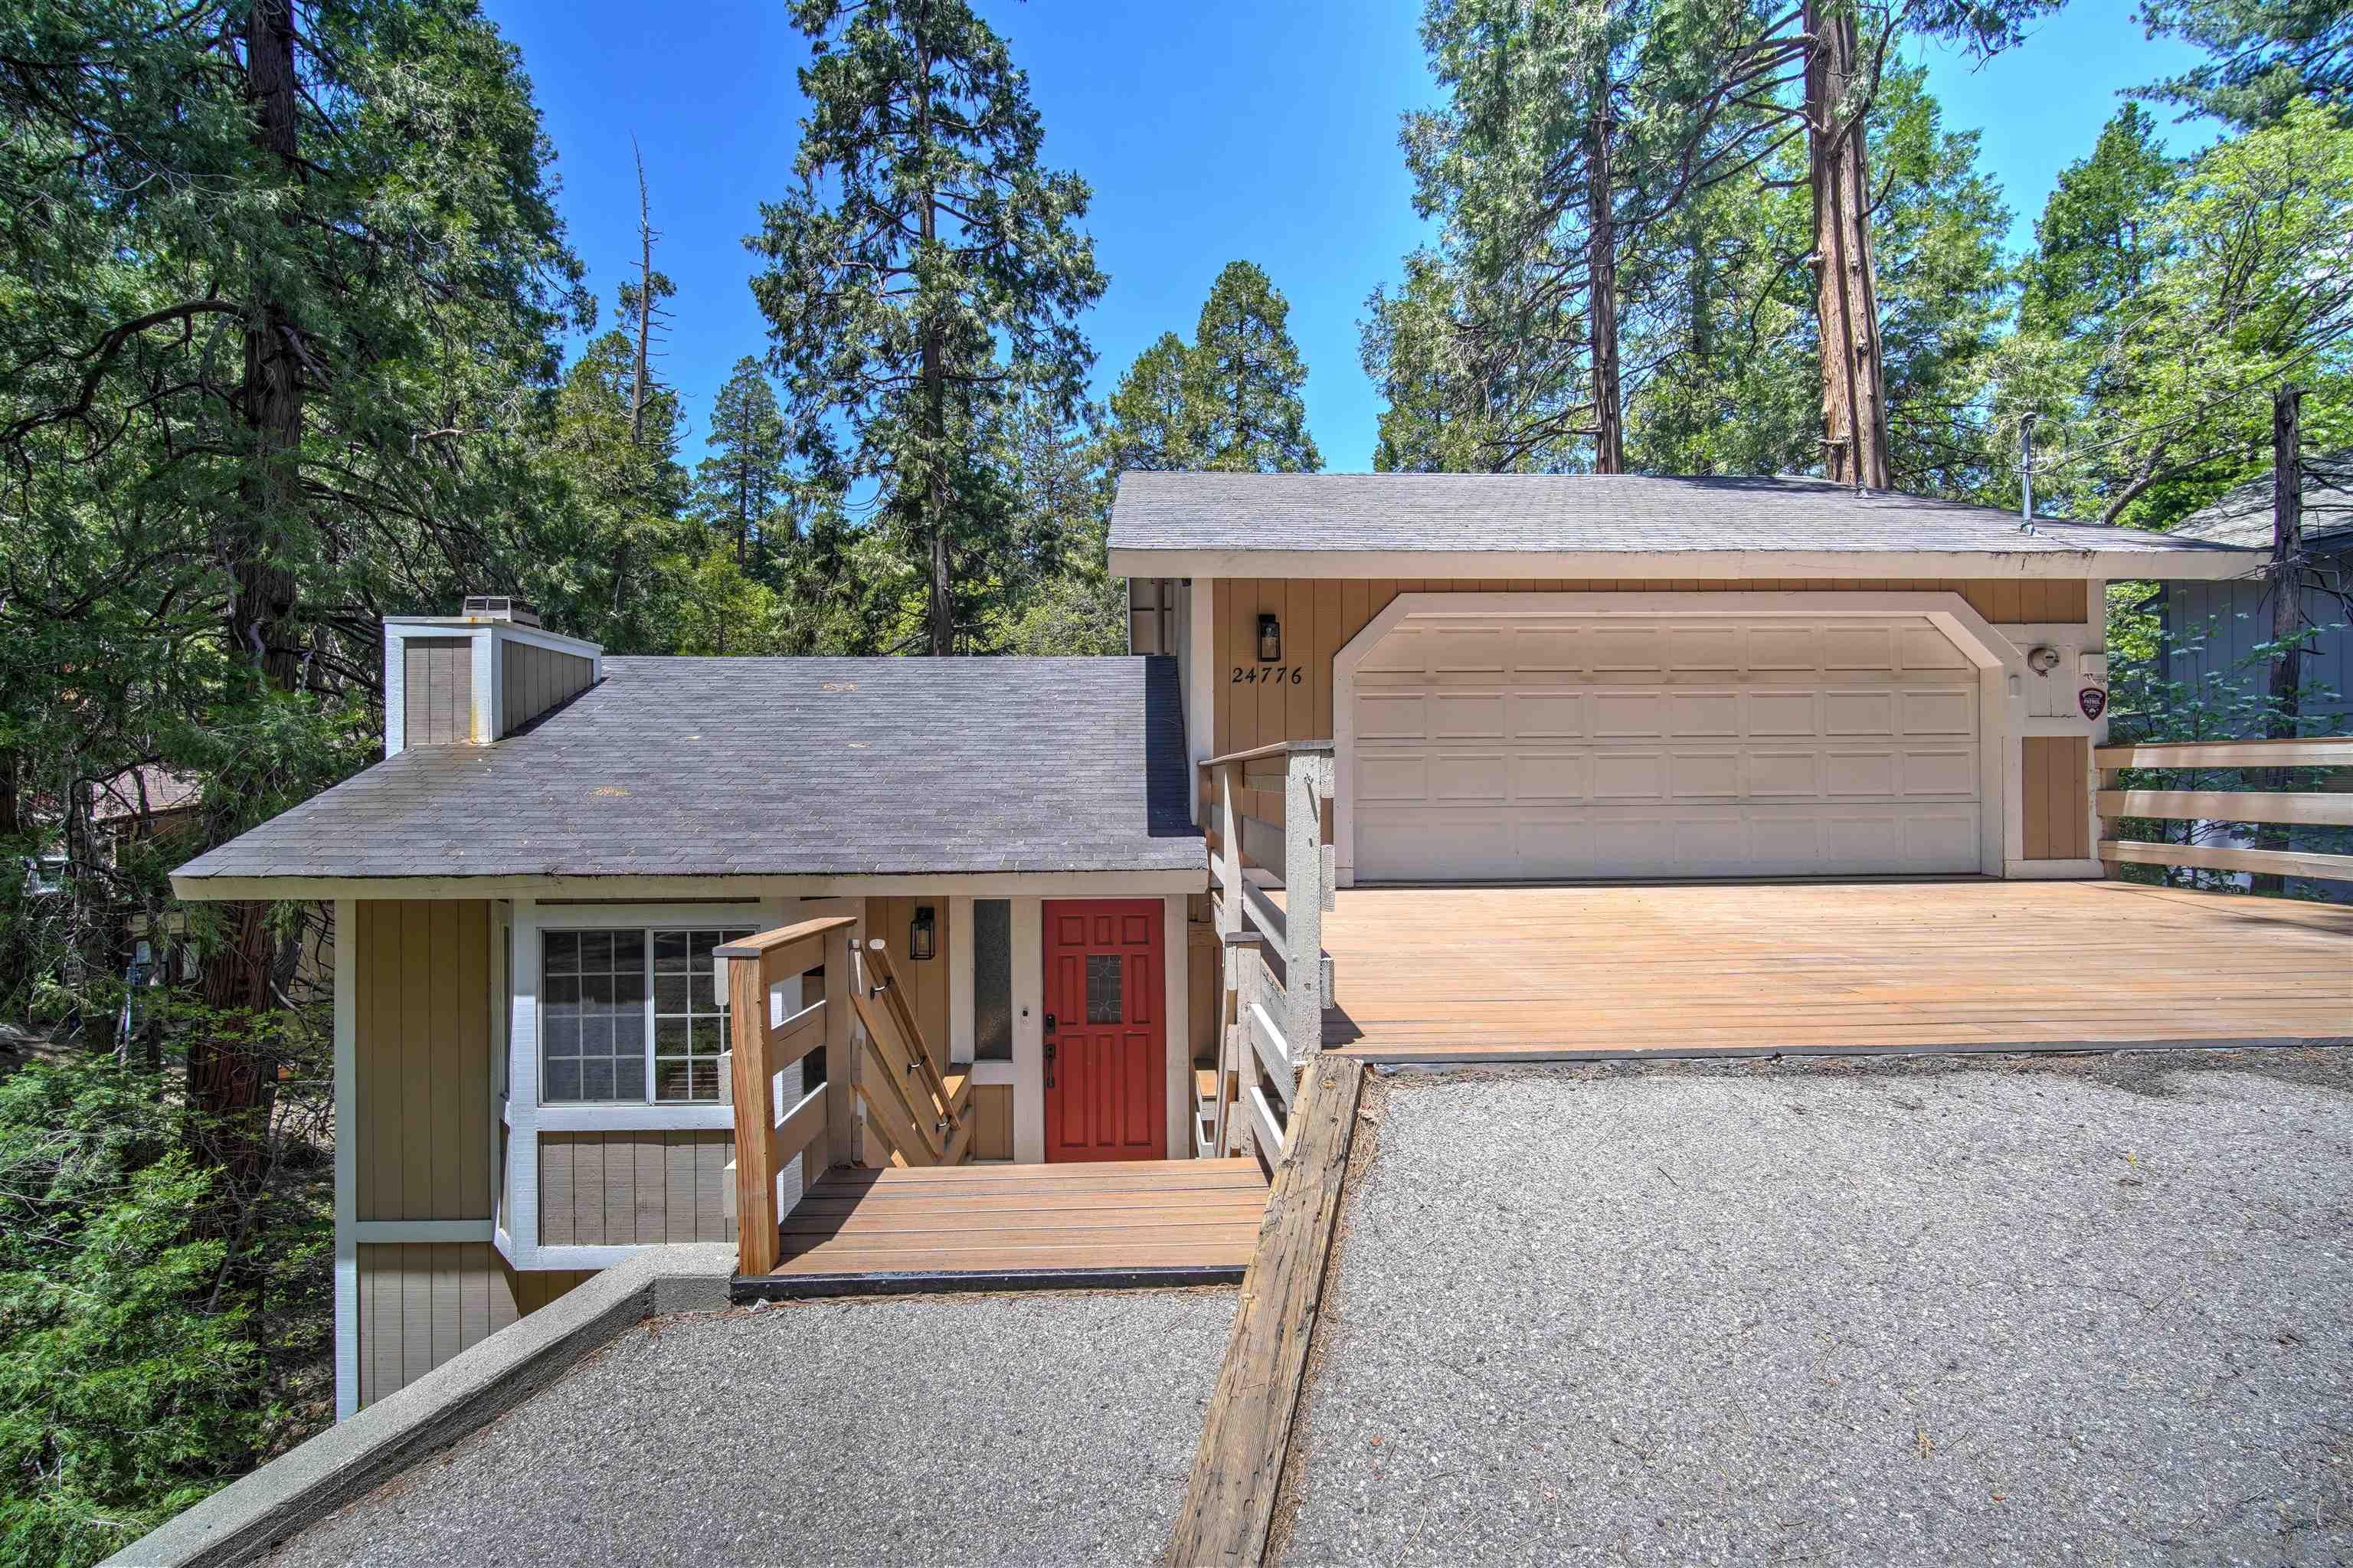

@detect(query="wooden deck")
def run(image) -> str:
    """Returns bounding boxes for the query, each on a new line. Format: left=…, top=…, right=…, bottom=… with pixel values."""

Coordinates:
left=1320, top=879, right=2353, bottom=1061
left=736, top=1158, right=1268, bottom=1298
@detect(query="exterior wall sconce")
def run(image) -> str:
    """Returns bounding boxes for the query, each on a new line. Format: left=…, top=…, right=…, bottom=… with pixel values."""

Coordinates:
left=909, top=905, right=937, bottom=961
left=1257, top=613, right=1281, bottom=663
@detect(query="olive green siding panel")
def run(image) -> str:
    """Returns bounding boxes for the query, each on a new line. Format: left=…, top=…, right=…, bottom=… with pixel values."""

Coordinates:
left=353, top=899, right=496, bottom=1223
left=499, top=639, right=594, bottom=737
left=537, top=1131, right=733, bottom=1246
left=355, top=1242, right=590, bottom=1409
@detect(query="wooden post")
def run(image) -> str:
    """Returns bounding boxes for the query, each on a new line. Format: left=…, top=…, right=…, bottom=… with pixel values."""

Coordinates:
left=1280, top=747, right=1332, bottom=1067
left=726, top=951, right=779, bottom=1277
left=822, top=921, right=860, bottom=1170
left=2254, top=387, right=2306, bottom=894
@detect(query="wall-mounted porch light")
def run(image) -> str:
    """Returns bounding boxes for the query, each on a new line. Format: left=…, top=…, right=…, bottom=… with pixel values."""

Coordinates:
left=1257, top=613, right=1282, bottom=663
left=909, top=905, right=937, bottom=961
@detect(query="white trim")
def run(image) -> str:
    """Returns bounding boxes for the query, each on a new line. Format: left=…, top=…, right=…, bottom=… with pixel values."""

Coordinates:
left=175, top=869, right=1209, bottom=902
left=351, top=1219, right=496, bottom=1244
left=524, top=1243, right=673, bottom=1271
left=381, top=627, right=407, bottom=759
left=1108, top=545, right=2263, bottom=582
left=469, top=630, right=498, bottom=745
left=508, top=898, right=542, bottom=1264
left=1163, top=895, right=1188, bottom=1160
left=1187, top=578, right=1218, bottom=824
left=1010, top=897, right=1045, bottom=1164
left=332, top=897, right=358, bottom=1422
left=532, top=1104, right=735, bottom=1133
left=384, top=614, right=603, bottom=660
left=1331, top=591, right=2018, bottom=885
left=530, top=901, right=771, bottom=928
left=967, top=1058, right=1017, bottom=1085
left=947, top=894, right=975, bottom=1065
left=2005, top=857, right=2107, bottom=879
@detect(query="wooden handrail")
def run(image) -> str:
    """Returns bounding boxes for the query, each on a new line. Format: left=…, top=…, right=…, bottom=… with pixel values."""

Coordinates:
left=2094, top=737, right=2353, bottom=768
left=725, top=917, right=859, bottom=1277
left=2095, top=734, right=2353, bottom=888
left=1204, top=741, right=1337, bottom=1173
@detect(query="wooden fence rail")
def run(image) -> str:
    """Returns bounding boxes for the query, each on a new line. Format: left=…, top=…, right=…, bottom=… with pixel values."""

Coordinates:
left=1199, top=740, right=1337, bottom=1171
left=2096, top=735, right=2353, bottom=886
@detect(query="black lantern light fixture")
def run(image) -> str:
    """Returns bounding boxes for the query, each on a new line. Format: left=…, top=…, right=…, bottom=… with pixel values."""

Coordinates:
left=1257, top=612, right=1281, bottom=663
left=909, top=905, right=937, bottom=961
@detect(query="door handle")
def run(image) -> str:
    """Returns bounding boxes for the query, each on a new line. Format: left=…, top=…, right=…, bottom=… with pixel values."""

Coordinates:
left=1043, top=1012, right=1056, bottom=1035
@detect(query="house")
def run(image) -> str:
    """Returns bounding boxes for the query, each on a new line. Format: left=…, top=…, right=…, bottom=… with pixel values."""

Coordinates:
left=171, top=470, right=2283, bottom=1424
left=2156, top=450, right=2352, bottom=722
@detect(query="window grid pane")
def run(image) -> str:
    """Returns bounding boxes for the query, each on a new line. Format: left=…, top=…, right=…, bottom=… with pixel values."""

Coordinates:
left=652, top=928, right=753, bottom=1103
left=542, top=928, right=646, bottom=1104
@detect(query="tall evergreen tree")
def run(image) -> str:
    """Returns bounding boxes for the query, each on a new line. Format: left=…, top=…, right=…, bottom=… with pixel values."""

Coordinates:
left=693, top=358, right=796, bottom=566
left=2139, top=0, right=2353, bottom=126
left=1105, top=332, right=1203, bottom=472
left=1187, top=262, right=1322, bottom=473
left=748, top=0, right=1105, bottom=655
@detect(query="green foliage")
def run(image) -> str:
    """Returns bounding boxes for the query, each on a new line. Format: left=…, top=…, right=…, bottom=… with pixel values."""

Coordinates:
left=692, top=358, right=799, bottom=568
left=1106, top=264, right=1321, bottom=476
left=749, top=0, right=1107, bottom=653
left=2001, top=100, right=2353, bottom=527
left=0, top=1046, right=331, bottom=1568
left=2138, top=0, right=2353, bottom=127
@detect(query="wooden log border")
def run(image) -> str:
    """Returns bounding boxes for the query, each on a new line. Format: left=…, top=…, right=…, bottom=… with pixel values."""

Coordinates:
left=1163, top=1056, right=1369, bottom=1568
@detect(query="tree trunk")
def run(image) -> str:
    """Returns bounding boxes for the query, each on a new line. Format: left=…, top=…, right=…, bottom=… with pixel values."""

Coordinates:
left=630, top=146, right=653, bottom=445
left=1804, top=0, right=1890, bottom=491
left=1687, top=214, right=1714, bottom=475
left=195, top=0, right=307, bottom=1195
left=2254, top=385, right=2303, bottom=894
left=1586, top=83, right=1624, bottom=474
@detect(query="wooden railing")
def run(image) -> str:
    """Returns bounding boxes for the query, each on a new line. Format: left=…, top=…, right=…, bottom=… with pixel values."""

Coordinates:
left=720, top=916, right=974, bottom=1277
left=2096, top=735, right=2353, bottom=885
left=722, top=916, right=859, bottom=1277
left=1198, top=740, right=1337, bottom=1170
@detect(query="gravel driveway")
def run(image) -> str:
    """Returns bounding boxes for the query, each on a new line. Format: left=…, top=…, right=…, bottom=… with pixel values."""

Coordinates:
left=267, top=1288, right=1235, bottom=1568
left=1279, top=1050, right=2353, bottom=1568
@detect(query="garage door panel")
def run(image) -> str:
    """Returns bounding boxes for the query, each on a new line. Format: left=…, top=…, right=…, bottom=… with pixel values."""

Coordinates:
left=1900, top=748, right=1977, bottom=797
left=1350, top=612, right=1984, bottom=882
left=1670, top=751, right=1742, bottom=799
left=1510, top=692, right=1585, bottom=738
left=1431, top=753, right=1508, bottom=803
left=1592, top=694, right=1667, bottom=737
left=1510, top=752, right=1588, bottom=803
left=1900, top=689, right=1975, bottom=736
left=1356, top=692, right=1428, bottom=740
left=1429, top=693, right=1506, bottom=738
left=1823, top=690, right=1896, bottom=736
left=1591, top=751, right=1669, bottom=800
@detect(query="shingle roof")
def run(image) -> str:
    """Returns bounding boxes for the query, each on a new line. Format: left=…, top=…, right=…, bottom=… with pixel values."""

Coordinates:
left=2167, top=453, right=2353, bottom=550
left=1107, top=470, right=2262, bottom=558
left=175, top=656, right=1203, bottom=883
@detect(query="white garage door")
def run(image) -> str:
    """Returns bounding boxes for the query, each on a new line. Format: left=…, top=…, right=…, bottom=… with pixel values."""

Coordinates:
left=1349, top=614, right=1983, bottom=882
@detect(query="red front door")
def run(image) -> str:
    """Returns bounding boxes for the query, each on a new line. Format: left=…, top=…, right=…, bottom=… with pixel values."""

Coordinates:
left=1042, top=900, right=1166, bottom=1162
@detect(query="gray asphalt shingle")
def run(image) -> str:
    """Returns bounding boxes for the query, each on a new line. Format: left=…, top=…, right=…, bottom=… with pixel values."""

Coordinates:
left=1108, top=470, right=2264, bottom=558
left=175, top=656, right=1203, bottom=883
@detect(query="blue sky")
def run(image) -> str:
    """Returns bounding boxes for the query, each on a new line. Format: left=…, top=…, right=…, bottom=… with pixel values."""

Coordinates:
left=481, top=0, right=2215, bottom=473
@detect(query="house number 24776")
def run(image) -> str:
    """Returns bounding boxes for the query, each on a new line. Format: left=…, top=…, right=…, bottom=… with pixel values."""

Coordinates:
left=1232, top=666, right=1304, bottom=686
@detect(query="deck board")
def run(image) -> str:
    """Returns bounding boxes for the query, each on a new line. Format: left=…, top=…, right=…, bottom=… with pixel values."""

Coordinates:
left=752, top=1158, right=1268, bottom=1283
left=1322, top=879, right=2353, bottom=1061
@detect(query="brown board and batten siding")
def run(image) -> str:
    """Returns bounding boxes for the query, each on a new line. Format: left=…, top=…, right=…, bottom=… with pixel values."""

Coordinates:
left=354, top=899, right=496, bottom=1223
left=401, top=637, right=475, bottom=746
left=1209, top=578, right=2095, bottom=855
left=969, top=1084, right=1014, bottom=1160
left=355, top=1244, right=589, bottom=1409
left=863, top=896, right=952, bottom=1070
left=499, top=637, right=595, bottom=736
left=2021, top=736, right=2093, bottom=860
left=537, top=1131, right=733, bottom=1246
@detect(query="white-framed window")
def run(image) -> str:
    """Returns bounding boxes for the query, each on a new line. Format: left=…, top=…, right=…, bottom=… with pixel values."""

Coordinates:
left=541, top=925, right=751, bottom=1104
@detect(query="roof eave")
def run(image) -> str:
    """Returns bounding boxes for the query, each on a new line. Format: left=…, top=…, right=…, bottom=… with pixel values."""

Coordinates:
left=170, top=866, right=1211, bottom=902
left=1105, top=545, right=2269, bottom=582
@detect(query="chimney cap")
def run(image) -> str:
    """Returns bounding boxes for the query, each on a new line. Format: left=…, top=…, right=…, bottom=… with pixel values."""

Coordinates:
left=461, top=595, right=539, bottom=627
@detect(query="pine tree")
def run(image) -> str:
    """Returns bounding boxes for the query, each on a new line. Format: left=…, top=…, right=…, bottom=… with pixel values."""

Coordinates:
left=1105, top=333, right=1203, bottom=472
left=2139, top=0, right=2353, bottom=127
left=750, top=0, right=1105, bottom=655
left=1188, top=262, right=1322, bottom=473
left=694, top=358, right=796, bottom=567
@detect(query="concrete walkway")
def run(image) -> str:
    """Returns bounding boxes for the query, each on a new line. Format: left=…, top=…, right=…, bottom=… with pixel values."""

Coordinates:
left=267, top=1288, right=1235, bottom=1568
left=1280, top=1050, right=2353, bottom=1567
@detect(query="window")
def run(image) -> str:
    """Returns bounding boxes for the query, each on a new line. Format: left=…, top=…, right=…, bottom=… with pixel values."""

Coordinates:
left=1086, top=954, right=1124, bottom=1023
left=973, top=899, right=1012, bottom=1062
left=542, top=925, right=751, bottom=1104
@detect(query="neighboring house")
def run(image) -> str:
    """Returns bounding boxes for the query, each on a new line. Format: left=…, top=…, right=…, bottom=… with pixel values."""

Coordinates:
left=171, top=472, right=2264, bottom=1422
left=2156, top=452, right=2353, bottom=722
